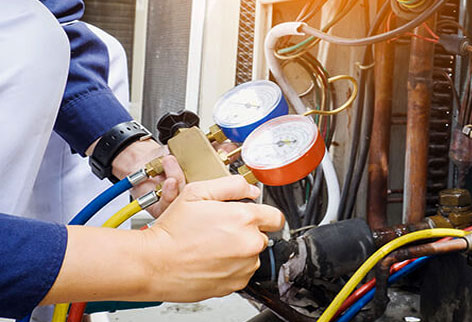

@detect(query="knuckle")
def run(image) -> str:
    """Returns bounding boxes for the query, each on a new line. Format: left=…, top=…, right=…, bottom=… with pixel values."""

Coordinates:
left=182, top=182, right=199, bottom=197
left=232, top=278, right=250, bottom=292
left=254, top=257, right=261, bottom=271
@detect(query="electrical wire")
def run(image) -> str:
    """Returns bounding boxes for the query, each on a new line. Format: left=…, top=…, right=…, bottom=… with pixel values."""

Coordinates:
left=277, top=0, right=355, bottom=59
left=303, top=75, right=358, bottom=116
left=316, top=228, right=469, bottom=322
left=299, top=0, right=446, bottom=46
left=68, top=177, right=133, bottom=225
left=338, top=2, right=390, bottom=220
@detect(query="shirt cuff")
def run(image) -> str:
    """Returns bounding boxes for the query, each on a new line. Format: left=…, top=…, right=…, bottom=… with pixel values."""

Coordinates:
left=54, top=87, right=133, bottom=156
left=0, top=214, right=68, bottom=318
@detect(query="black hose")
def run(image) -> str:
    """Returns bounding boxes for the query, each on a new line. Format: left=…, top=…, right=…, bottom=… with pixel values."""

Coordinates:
left=338, top=2, right=390, bottom=220
left=303, top=166, right=324, bottom=226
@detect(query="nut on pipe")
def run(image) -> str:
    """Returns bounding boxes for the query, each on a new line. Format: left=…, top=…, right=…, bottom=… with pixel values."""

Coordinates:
left=238, top=165, right=259, bottom=185
left=145, top=157, right=165, bottom=177
left=207, top=124, right=227, bottom=143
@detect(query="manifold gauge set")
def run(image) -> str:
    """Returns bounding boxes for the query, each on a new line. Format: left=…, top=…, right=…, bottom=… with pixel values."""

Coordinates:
left=213, top=80, right=326, bottom=186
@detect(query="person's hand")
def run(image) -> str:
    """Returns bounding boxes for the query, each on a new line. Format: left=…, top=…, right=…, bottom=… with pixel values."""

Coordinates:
left=141, top=175, right=285, bottom=302
left=110, top=139, right=186, bottom=218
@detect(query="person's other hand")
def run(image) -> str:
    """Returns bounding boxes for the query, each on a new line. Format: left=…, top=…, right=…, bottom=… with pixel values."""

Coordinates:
left=111, top=140, right=186, bottom=218
left=142, top=175, right=285, bottom=302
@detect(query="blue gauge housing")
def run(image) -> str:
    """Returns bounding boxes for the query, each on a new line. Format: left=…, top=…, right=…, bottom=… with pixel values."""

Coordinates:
left=213, top=80, right=289, bottom=143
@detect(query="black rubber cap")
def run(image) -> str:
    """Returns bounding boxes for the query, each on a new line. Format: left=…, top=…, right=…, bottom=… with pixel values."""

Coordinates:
left=156, top=110, right=200, bottom=144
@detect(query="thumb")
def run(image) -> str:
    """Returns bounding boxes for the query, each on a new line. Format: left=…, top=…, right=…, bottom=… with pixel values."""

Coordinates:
left=182, top=175, right=260, bottom=202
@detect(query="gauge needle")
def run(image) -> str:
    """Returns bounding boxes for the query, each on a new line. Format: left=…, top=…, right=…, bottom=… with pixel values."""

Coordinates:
left=258, top=139, right=297, bottom=148
left=276, top=139, right=297, bottom=147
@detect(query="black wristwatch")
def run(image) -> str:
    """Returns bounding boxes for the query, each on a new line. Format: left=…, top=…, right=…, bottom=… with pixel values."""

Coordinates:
left=89, top=121, right=153, bottom=183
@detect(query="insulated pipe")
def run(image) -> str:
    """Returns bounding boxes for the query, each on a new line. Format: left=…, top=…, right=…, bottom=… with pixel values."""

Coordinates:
left=264, top=26, right=341, bottom=224
left=319, top=150, right=341, bottom=225
left=367, top=40, right=395, bottom=229
left=403, top=21, right=436, bottom=224
left=264, top=23, right=307, bottom=114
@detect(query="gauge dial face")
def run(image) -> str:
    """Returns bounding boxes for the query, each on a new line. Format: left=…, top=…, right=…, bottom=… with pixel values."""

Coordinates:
left=242, top=115, right=317, bottom=170
left=214, top=80, right=282, bottom=128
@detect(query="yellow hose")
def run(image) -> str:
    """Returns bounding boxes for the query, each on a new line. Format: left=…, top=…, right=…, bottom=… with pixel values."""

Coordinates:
left=317, top=228, right=469, bottom=322
left=51, top=200, right=143, bottom=322
left=51, top=303, right=69, bottom=322
left=102, top=200, right=142, bottom=228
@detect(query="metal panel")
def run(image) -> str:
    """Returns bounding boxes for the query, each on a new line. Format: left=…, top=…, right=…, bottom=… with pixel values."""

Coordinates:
left=142, top=0, right=192, bottom=134
left=83, top=0, right=136, bottom=83
left=236, top=0, right=256, bottom=85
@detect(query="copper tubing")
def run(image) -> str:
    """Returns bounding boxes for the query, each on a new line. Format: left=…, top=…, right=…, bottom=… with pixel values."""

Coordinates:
left=372, top=221, right=432, bottom=248
left=367, top=39, right=395, bottom=229
left=403, top=20, right=437, bottom=224
left=365, top=238, right=468, bottom=321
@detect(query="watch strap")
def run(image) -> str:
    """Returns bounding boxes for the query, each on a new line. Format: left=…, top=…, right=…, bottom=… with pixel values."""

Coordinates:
left=89, top=121, right=153, bottom=183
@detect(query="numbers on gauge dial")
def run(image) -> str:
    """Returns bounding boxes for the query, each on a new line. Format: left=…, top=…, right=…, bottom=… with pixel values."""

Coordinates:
left=243, top=117, right=316, bottom=169
left=215, top=84, right=279, bottom=127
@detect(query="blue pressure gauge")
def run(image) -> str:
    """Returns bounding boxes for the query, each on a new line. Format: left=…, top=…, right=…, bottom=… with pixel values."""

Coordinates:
left=213, top=80, right=289, bottom=143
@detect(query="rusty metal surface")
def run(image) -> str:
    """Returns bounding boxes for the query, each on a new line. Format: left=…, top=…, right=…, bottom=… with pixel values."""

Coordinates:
left=365, top=238, right=468, bottom=321
left=372, top=221, right=432, bottom=248
left=403, top=20, right=437, bottom=224
left=367, top=40, right=395, bottom=229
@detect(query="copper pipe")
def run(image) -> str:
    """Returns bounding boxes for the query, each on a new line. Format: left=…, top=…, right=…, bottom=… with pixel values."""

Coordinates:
left=403, top=20, right=437, bottom=224
left=365, top=238, right=468, bottom=321
left=372, top=221, right=432, bottom=248
left=367, top=40, right=395, bottom=229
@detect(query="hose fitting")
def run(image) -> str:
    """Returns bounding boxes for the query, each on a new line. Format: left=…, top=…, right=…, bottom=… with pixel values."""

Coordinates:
left=127, top=168, right=149, bottom=186
left=136, top=191, right=159, bottom=209
left=145, top=157, right=165, bottom=177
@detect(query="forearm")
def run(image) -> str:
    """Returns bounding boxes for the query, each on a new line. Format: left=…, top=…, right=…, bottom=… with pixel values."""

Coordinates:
left=40, top=226, right=159, bottom=304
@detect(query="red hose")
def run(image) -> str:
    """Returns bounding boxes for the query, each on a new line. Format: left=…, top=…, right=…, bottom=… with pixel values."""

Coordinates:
left=333, top=226, right=472, bottom=319
left=67, top=303, right=87, bottom=322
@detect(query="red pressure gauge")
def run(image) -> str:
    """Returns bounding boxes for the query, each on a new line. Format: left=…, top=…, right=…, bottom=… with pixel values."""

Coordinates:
left=241, top=115, right=326, bottom=186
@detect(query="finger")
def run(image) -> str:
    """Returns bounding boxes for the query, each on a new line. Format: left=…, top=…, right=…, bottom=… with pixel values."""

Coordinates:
left=162, top=155, right=186, bottom=192
left=147, top=178, right=178, bottom=218
left=214, top=142, right=241, bottom=163
left=183, top=175, right=260, bottom=202
left=249, top=204, right=285, bottom=233
left=212, top=142, right=239, bottom=153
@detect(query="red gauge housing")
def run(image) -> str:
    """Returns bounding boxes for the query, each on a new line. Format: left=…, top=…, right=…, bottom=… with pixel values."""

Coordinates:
left=242, top=115, right=326, bottom=186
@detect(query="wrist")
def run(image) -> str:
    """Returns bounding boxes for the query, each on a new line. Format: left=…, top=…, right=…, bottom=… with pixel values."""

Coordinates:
left=111, top=140, right=169, bottom=180
left=137, top=227, right=171, bottom=301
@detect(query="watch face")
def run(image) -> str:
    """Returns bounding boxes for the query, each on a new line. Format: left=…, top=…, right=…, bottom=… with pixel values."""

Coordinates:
left=242, top=115, right=317, bottom=170
left=213, top=80, right=283, bottom=128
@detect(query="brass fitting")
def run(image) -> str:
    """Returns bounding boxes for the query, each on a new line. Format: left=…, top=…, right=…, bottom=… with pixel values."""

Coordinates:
left=427, top=215, right=454, bottom=229
left=155, top=183, right=163, bottom=198
left=439, top=189, right=472, bottom=207
left=238, top=165, right=258, bottom=185
left=206, top=125, right=227, bottom=143
left=145, top=157, right=165, bottom=177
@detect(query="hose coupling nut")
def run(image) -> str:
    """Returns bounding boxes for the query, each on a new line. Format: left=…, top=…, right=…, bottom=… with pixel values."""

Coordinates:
left=137, top=191, right=159, bottom=209
left=128, top=168, right=149, bottom=186
left=462, top=233, right=472, bottom=252
left=145, top=157, right=165, bottom=177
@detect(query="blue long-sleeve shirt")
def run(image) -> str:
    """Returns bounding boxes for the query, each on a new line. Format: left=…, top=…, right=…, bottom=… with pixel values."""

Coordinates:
left=0, top=1, right=133, bottom=318
left=41, top=0, right=132, bottom=156
left=0, top=214, right=67, bottom=319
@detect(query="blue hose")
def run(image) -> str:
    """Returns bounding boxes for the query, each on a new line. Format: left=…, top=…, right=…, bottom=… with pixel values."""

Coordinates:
left=335, top=256, right=429, bottom=322
left=16, top=314, right=31, bottom=322
left=68, top=178, right=133, bottom=225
